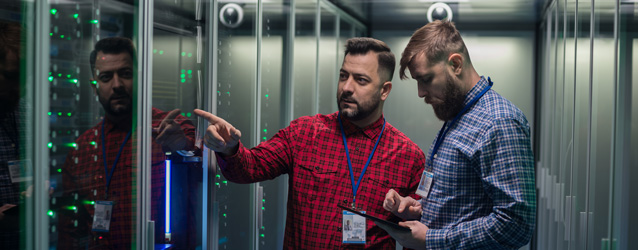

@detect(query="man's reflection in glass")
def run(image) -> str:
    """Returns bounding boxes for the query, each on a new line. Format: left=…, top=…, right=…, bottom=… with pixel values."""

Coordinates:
left=0, top=21, right=23, bottom=250
left=58, top=37, right=197, bottom=249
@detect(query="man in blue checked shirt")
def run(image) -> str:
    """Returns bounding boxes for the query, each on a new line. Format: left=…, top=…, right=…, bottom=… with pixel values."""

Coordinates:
left=378, top=20, right=536, bottom=249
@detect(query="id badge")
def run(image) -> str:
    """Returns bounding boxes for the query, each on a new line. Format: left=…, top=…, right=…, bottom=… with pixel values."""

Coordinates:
left=342, top=210, right=366, bottom=244
left=8, top=160, right=33, bottom=183
left=92, top=201, right=114, bottom=232
left=416, top=170, right=433, bottom=198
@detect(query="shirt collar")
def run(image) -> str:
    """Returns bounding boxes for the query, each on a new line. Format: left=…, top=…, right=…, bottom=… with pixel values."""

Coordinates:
left=463, top=76, right=489, bottom=107
left=340, top=113, right=385, bottom=139
left=103, top=116, right=130, bottom=133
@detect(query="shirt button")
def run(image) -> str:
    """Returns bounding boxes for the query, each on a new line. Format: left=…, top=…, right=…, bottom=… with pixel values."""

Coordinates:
left=337, top=226, right=342, bottom=232
left=343, top=199, right=348, bottom=204
left=315, top=166, right=320, bottom=171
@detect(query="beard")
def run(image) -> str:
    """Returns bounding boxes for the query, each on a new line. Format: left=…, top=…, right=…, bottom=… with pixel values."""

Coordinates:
left=337, top=91, right=381, bottom=122
left=431, top=72, right=466, bottom=121
left=100, top=94, right=132, bottom=118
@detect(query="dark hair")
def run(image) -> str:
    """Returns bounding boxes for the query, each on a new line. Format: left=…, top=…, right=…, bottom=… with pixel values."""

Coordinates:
left=89, top=37, right=136, bottom=76
left=344, top=37, right=395, bottom=82
left=399, top=20, right=471, bottom=80
left=0, top=22, right=21, bottom=59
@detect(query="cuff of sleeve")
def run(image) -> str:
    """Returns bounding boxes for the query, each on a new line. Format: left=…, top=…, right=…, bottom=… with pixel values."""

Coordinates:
left=215, top=141, right=243, bottom=167
left=425, top=228, right=447, bottom=249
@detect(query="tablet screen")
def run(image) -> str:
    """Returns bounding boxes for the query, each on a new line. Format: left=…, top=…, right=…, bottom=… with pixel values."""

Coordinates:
left=337, top=204, right=411, bottom=232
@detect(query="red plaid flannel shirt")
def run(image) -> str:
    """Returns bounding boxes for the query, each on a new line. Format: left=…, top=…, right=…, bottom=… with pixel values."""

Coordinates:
left=218, top=112, right=425, bottom=249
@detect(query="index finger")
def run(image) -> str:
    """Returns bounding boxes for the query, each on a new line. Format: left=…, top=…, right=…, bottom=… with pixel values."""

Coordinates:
left=194, top=109, right=223, bottom=124
left=163, top=109, right=182, bottom=122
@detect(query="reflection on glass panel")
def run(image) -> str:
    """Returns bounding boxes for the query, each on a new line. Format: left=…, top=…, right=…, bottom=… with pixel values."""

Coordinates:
left=293, top=0, right=317, bottom=118
left=51, top=1, right=138, bottom=249
left=337, top=19, right=352, bottom=70
left=613, top=2, right=638, bottom=250
left=260, top=0, right=289, bottom=248
left=571, top=1, right=592, bottom=249
left=559, top=1, right=576, bottom=249
left=151, top=0, right=205, bottom=249
left=216, top=1, right=258, bottom=249
left=317, top=7, right=337, bottom=115
left=0, top=2, right=30, bottom=250
left=587, top=1, right=615, bottom=249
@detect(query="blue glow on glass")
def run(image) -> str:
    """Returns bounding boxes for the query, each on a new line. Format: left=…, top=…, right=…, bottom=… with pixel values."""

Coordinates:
left=165, top=159, right=171, bottom=234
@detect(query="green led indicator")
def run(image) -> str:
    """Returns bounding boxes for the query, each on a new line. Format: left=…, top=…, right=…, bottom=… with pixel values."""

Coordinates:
left=263, top=129, right=267, bottom=133
left=49, top=33, right=53, bottom=36
left=186, top=113, right=192, bottom=117
left=187, top=53, right=192, bottom=57
left=181, top=79, right=186, bottom=83
left=262, top=137, right=267, bottom=140
left=159, top=50, right=164, bottom=55
left=91, top=141, right=96, bottom=145
left=73, top=13, right=79, bottom=19
left=181, top=112, right=186, bottom=117
left=47, top=142, right=53, bottom=148
left=48, top=76, right=54, bottom=82
left=66, top=74, right=71, bottom=78
left=181, top=69, right=186, bottom=73
left=83, top=200, right=95, bottom=205
left=180, top=74, right=185, bottom=78
left=216, top=174, right=221, bottom=178
left=57, top=168, right=61, bottom=173
left=262, top=199, right=266, bottom=202
left=260, top=234, right=265, bottom=238
left=223, top=213, right=227, bottom=217
left=60, top=35, right=64, bottom=38
left=50, top=9, right=57, bottom=15
left=187, top=70, right=192, bottom=74
left=90, top=19, right=98, bottom=24
left=262, top=207, right=265, bottom=210
left=222, top=180, right=227, bottom=184
left=57, top=73, right=62, bottom=77
left=153, top=49, right=157, bottom=53
left=57, top=112, right=62, bottom=116
left=47, top=112, right=52, bottom=116
left=91, top=80, right=97, bottom=85
left=48, top=210, right=54, bottom=216
left=181, top=52, right=186, bottom=56
left=67, top=206, right=77, bottom=211
left=67, top=112, right=72, bottom=116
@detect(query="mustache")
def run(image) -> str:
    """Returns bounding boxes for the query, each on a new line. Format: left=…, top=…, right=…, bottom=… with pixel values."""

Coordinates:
left=109, top=94, right=130, bottom=101
left=339, top=95, right=357, bottom=104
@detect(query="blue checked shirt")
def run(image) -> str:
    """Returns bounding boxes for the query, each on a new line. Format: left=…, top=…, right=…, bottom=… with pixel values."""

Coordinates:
left=421, top=77, right=536, bottom=249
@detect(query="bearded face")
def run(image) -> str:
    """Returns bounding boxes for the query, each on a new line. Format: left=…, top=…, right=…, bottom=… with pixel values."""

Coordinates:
left=430, top=70, right=466, bottom=121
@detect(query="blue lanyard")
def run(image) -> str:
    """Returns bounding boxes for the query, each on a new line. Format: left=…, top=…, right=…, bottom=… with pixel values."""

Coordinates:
left=101, top=120, right=132, bottom=200
left=338, top=112, right=386, bottom=209
left=429, top=77, right=493, bottom=167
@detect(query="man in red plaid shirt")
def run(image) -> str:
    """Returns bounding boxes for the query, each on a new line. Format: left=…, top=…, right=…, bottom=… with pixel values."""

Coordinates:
left=195, top=37, right=426, bottom=249
left=59, top=37, right=197, bottom=249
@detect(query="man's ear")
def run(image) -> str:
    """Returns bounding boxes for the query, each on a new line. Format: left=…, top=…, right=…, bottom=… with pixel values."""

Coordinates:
left=447, top=53, right=464, bottom=76
left=380, top=81, right=392, bottom=101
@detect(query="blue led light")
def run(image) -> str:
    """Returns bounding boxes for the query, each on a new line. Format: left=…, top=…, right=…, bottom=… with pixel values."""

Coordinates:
left=165, top=159, right=171, bottom=234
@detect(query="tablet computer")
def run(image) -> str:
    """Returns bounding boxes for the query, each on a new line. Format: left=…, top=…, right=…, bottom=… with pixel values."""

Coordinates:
left=337, top=204, right=411, bottom=232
